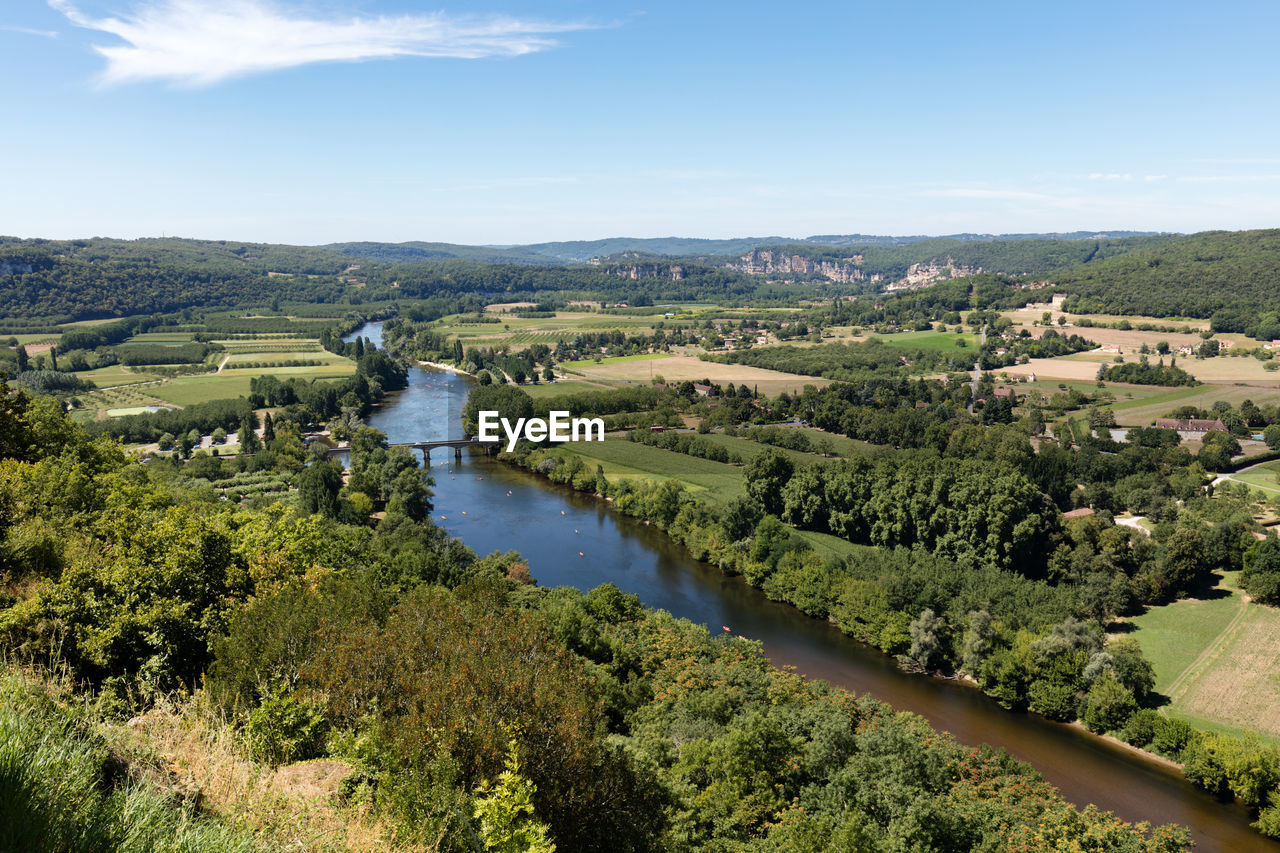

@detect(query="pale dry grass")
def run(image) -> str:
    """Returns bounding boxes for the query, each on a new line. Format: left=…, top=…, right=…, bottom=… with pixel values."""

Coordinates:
left=568, top=354, right=830, bottom=395
left=996, top=358, right=1108, bottom=381
left=1176, top=599, right=1280, bottom=740
left=108, top=698, right=422, bottom=853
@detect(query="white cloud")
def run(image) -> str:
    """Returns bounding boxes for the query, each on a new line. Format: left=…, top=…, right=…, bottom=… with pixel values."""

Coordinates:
left=0, top=24, right=59, bottom=37
left=1088, top=172, right=1132, bottom=181
left=1143, top=174, right=1167, bottom=182
left=50, top=0, right=594, bottom=87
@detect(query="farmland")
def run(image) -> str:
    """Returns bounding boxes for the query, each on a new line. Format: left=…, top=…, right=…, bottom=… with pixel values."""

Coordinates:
left=562, top=354, right=827, bottom=395
left=1129, top=572, right=1280, bottom=743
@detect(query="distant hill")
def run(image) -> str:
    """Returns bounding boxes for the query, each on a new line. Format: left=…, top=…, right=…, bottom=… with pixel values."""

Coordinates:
left=325, top=231, right=1164, bottom=265
left=321, top=241, right=565, bottom=266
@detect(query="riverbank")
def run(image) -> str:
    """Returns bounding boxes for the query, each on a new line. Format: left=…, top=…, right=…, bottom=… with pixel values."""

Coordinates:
left=417, top=359, right=474, bottom=376
left=481, top=442, right=1265, bottom=832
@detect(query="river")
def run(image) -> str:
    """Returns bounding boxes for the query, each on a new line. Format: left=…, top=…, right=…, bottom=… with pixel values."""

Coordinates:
left=347, top=322, right=1271, bottom=851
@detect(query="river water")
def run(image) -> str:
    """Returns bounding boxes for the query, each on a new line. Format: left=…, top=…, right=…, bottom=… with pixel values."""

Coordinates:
left=348, top=323, right=1270, bottom=851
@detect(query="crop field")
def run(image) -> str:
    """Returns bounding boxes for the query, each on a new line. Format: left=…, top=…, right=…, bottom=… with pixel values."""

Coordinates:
left=1001, top=308, right=1210, bottom=332
left=565, top=355, right=828, bottom=395
left=1129, top=572, right=1280, bottom=742
left=75, top=383, right=173, bottom=420
left=1102, top=385, right=1280, bottom=426
left=6, top=333, right=61, bottom=346
left=125, top=332, right=197, bottom=344
left=559, top=438, right=746, bottom=502
left=147, top=374, right=257, bottom=406
left=560, top=353, right=674, bottom=369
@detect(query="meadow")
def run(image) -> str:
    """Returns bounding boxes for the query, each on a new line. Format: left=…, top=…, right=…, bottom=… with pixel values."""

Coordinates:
left=565, top=354, right=828, bottom=395
left=1128, top=572, right=1280, bottom=743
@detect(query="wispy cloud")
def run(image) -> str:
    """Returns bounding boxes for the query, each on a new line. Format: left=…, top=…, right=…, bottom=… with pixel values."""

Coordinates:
left=1088, top=172, right=1132, bottom=181
left=0, top=24, right=60, bottom=38
left=50, top=0, right=595, bottom=87
left=917, top=188, right=1053, bottom=201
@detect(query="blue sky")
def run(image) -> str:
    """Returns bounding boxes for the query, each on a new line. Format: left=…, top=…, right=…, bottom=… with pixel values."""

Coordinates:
left=3, top=0, right=1279, bottom=244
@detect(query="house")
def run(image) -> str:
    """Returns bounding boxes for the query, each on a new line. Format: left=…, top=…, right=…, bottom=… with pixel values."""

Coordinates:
left=1063, top=507, right=1095, bottom=519
left=693, top=383, right=713, bottom=397
left=1154, top=417, right=1227, bottom=433
left=993, top=387, right=1015, bottom=399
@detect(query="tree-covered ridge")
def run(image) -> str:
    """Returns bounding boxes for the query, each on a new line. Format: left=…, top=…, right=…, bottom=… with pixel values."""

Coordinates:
left=1052, top=229, right=1280, bottom=319
left=0, top=237, right=354, bottom=322
left=0, top=386, right=1191, bottom=852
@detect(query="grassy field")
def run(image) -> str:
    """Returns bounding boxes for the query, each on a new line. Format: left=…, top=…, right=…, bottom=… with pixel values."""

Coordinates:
left=1104, top=385, right=1280, bottom=426
left=857, top=329, right=979, bottom=352
left=565, top=354, right=828, bottom=396
left=700, top=433, right=828, bottom=466
left=1128, top=572, right=1280, bottom=742
left=126, top=332, right=197, bottom=344
left=560, top=353, right=675, bottom=369
left=523, top=380, right=618, bottom=398
left=559, top=438, right=746, bottom=502
left=147, top=375, right=257, bottom=406
left=80, top=365, right=160, bottom=388
left=1229, top=462, right=1280, bottom=495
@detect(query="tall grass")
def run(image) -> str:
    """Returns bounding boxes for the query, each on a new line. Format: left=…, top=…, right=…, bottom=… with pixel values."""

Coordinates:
left=0, top=673, right=257, bottom=853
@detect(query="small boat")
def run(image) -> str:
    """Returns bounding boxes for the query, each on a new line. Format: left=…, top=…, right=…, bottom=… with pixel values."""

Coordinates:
left=561, top=511, right=565, bottom=515
left=578, top=551, right=584, bottom=557
left=722, top=626, right=731, bottom=632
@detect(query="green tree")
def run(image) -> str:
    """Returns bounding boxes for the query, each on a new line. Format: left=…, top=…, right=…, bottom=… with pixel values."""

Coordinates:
left=1244, top=537, right=1280, bottom=604
left=1161, top=527, right=1211, bottom=597
left=1081, top=672, right=1137, bottom=733
left=297, top=461, right=343, bottom=518
left=473, top=737, right=557, bottom=853
left=744, top=447, right=794, bottom=517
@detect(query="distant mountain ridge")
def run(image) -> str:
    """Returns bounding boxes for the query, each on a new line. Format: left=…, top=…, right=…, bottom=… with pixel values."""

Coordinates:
left=323, top=231, right=1164, bottom=265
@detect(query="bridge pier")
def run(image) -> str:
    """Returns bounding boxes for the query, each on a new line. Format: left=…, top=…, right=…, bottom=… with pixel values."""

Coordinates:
left=420, top=447, right=430, bottom=466
left=455, top=446, right=462, bottom=460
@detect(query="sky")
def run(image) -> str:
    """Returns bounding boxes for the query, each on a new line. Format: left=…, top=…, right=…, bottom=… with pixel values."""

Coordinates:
left=2, top=0, right=1280, bottom=245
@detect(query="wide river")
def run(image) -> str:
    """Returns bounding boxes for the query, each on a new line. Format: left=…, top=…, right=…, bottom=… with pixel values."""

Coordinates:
left=348, top=323, right=1271, bottom=851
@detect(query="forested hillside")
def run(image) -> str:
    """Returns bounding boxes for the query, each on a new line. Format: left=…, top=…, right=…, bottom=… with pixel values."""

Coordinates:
left=1052, top=229, right=1280, bottom=320
left=0, top=237, right=353, bottom=322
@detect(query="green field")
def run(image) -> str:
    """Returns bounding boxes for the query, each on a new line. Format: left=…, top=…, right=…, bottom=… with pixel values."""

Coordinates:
left=1128, top=572, right=1280, bottom=743
left=522, top=380, right=618, bottom=398
left=558, top=438, right=745, bottom=502
left=1105, top=385, right=1280, bottom=426
left=700, top=433, right=828, bottom=466
left=147, top=374, right=257, bottom=406
left=125, top=332, right=197, bottom=344
left=863, top=329, right=979, bottom=351
left=80, top=365, right=160, bottom=388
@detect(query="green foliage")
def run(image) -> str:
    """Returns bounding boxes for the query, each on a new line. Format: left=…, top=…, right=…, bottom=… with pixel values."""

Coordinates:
left=243, top=682, right=328, bottom=766
left=473, top=737, right=557, bottom=853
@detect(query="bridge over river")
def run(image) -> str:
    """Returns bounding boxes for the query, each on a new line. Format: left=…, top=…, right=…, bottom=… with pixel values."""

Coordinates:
left=326, top=437, right=500, bottom=463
